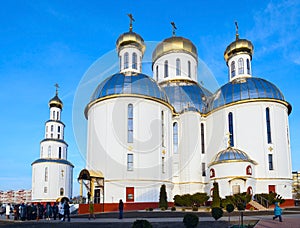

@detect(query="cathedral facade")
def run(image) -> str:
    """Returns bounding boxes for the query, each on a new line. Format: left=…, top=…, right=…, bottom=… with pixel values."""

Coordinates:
left=80, top=22, right=292, bottom=209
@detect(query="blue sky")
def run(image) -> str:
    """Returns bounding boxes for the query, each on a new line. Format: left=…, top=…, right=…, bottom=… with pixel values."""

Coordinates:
left=0, top=0, right=299, bottom=196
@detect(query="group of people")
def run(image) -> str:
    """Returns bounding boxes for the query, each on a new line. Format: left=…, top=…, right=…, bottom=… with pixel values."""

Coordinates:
left=1, top=200, right=71, bottom=222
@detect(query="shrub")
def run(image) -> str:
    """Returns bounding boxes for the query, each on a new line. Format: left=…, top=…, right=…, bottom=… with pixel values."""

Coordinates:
left=159, top=184, right=168, bottom=209
left=211, top=207, right=223, bottom=221
left=174, top=192, right=209, bottom=207
left=226, top=204, right=234, bottom=213
left=171, top=206, right=176, bottom=211
left=149, top=208, right=153, bottom=211
left=211, top=182, right=221, bottom=208
left=182, top=208, right=186, bottom=212
left=160, top=207, right=166, bottom=211
left=132, top=219, right=152, bottom=228
left=183, top=213, right=199, bottom=228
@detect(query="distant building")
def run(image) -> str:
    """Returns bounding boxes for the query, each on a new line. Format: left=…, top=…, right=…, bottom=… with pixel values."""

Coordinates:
left=292, top=171, right=300, bottom=199
left=78, top=19, right=293, bottom=210
left=0, top=189, right=31, bottom=204
left=31, top=87, right=74, bottom=202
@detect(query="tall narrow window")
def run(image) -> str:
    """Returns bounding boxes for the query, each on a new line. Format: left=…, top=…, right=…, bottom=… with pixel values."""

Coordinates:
left=176, top=58, right=181, bottom=76
left=201, top=123, right=205, bottom=154
left=44, top=187, right=47, bottom=193
left=247, top=59, right=250, bottom=74
left=45, top=167, right=48, bottom=182
left=164, top=60, right=168, bottom=78
left=40, top=147, right=43, bottom=157
left=48, top=146, right=51, bottom=158
left=173, top=122, right=178, bottom=154
left=156, top=65, right=159, bottom=81
left=132, top=52, right=137, bottom=69
left=266, top=108, right=272, bottom=143
left=58, top=126, right=61, bottom=132
left=268, top=154, right=274, bottom=170
left=202, top=162, right=206, bottom=176
left=161, top=111, right=165, bottom=147
left=162, top=157, right=165, bottom=173
left=59, top=147, right=62, bottom=159
left=51, top=125, right=53, bottom=132
left=124, top=52, right=129, bottom=69
left=120, top=55, right=122, bottom=71
left=231, top=61, right=236, bottom=77
left=128, top=104, right=133, bottom=143
left=238, top=58, right=244, bottom=74
left=188, top=61, right=191, bottom=78
left=228, top=112, right=234, bottom=146
left=57, top=112, right=59, bottom=120
left=60, top=188, right=64, bottom=196
left=46, top=126, right=48, bottom=132
left=53, top=111, right=55, bottom=119
left=127, top=154, right=133, bottom=171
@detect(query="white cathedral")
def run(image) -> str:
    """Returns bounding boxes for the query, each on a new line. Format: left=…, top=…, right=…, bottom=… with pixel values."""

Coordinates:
left=31, top=87, right=73, bottom=202
left=79, top=20, right=293, bottom=209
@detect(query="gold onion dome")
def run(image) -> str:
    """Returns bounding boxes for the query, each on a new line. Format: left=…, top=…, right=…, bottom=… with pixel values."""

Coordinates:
left=116, top=31, right=146, bottom=55
left=49, top=92, right=63, bottom=109
left=152, top=36, right=198, bottom=63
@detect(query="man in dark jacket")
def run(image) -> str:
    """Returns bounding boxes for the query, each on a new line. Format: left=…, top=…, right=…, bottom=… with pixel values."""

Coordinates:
left=63, top=201, right=70, bottom=222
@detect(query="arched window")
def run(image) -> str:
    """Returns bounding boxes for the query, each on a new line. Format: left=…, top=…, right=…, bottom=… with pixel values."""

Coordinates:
left=57, top=111, right=59, bottom=120
left=188, top=61, right=191, bottom=78
left=58, top=126, right=61, bottom=133
left=246, top=165, right=252, bottom=175
left=161, top=111, right=165, bottom=147
left=60, top=187, right=64, bottom=196
left=173, top=122, right=178, bottom=154
left=210, top=168, right=215, bottom=178
left=228, top=112, right=234, bottom=146
left=247, top=59, right=250, bottom=74
left=48, top=146, right=51, bottom=158
left=120, top=55, right=122, bottom=71
left=40, top=147, right=43, bottom=157
left=128, top=104, right=133, bottom=143
left=247, top=186, right=253, bottom=195
left=231, top=61, right=236, bottom=77
left=156, top=65, right=159, bottom=81
left=266, top=108, right=272, bottom=143
left=164, top=60, right=168, bottom=78
left=140, top=56, right=142, bottom=71
left=58, top=147, right=62, bottom=159
left=176, top=58, right=181, bottom=76
left=124, top=52, right=129, bottom=69
left=45, top=167, right=48, bottom=182
left=238, top=58, right=244, bottom=74
left=51, top=125, right=53, bottom=132
left=53, top=111, right=55, bottom=119
left=201, top=123, right=205, bottom=154
left=132, top=52, right=137, bottom=69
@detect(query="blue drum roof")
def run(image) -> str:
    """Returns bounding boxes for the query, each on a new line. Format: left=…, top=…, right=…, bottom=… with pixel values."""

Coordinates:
left=208, top=77, right=285, bottom=111
left=91, top=73, right=169, bottom=103
left=31, top=158, right=74, bottom=167
left=162, top=82, right=212, bottom=113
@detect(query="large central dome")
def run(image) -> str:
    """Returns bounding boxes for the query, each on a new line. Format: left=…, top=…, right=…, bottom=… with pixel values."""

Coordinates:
left=90, top=73, right=169, bottom=103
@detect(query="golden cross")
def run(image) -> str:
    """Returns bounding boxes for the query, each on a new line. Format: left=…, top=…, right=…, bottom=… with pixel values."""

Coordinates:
left=128, top=14, right=135, bottom=32
left=171, top=22, right=177, bottom=36
left=54, top=83, right=59, bottom=95
left=268, top=146, right=273, bottom=152
left=235, top=21, right=239, bottom=40
left=61, top=169, right=64, bottom=178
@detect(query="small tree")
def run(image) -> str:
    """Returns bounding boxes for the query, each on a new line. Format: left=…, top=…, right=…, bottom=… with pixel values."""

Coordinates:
left=183, top=213, right=199, bottom=228
left=211, top=207, right=223, bottom=221
left=226, top=203, right=234, bottom=225
left=211, top=182, right=221, bottom=208
left=132, top=219, right=152, bottom=228
left=159, top=184, right=168, bottom=209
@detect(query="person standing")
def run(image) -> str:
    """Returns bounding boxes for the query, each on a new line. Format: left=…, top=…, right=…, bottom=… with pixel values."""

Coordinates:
left=88, top=201, right=96, bottom=220
left=19, top=203, right=26, bottom=221
left=5, top=203, right=10, bottom=219
left=45, top=202, right=52, bottom=220
left=273, top=202, right=283, bottom=222
left=52, top=202, right=58, bottom=220
left=118, top=199, right=124, bottom=219
left=63, top=201, right=70, bottom=222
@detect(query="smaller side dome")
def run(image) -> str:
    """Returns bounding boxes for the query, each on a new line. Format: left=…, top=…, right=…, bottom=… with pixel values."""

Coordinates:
left=209, top=147, right=256, bottom=167
left=49, top=94, right=63, bottom=109
left=224, top=38, right=254, bottom=63
left=116, top=32, right=146, bottom=55
left=152, top=36, right=197, bottom=63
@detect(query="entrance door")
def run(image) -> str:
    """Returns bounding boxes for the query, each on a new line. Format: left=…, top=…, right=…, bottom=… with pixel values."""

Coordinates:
left=232, top=185, right=240, bottom=194
left=94, top=189, right=100, bottom=203
left=268, top=185, right=276, bottom=193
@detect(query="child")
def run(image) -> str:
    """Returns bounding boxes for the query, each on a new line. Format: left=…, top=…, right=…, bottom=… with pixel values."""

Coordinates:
left=273, top=202, right=283, bottom=222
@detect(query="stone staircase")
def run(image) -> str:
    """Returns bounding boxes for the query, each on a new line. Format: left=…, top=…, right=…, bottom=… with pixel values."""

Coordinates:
left=248, top=200, right=268, bottom=210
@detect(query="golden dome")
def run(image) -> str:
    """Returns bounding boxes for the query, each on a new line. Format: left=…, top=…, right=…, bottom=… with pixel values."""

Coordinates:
left=116, top=31, right=146, bottom=54
left=152, top=36, right=198, bottom=63
left=49, top=94, right=63, bottom=109
left=224, top=38, right=254, bottom=63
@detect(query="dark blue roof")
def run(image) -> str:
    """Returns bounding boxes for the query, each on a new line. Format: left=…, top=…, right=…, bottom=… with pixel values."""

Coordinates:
left=91, top=73, right=169, bottom=103
left=31, top=158, right=74, bottom=167
left=162, top=82, right=212, bottom=113
left=208, top=77, right=286, bottom=111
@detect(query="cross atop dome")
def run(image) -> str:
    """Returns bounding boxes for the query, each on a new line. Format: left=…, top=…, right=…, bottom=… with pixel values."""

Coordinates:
left=235, top=21, right=239, bottom=40
left=128, top=13, right=135, bottom=32
left=54, top=83, right=59, bottom=96
left=171, top=21, right=177, bottom=36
